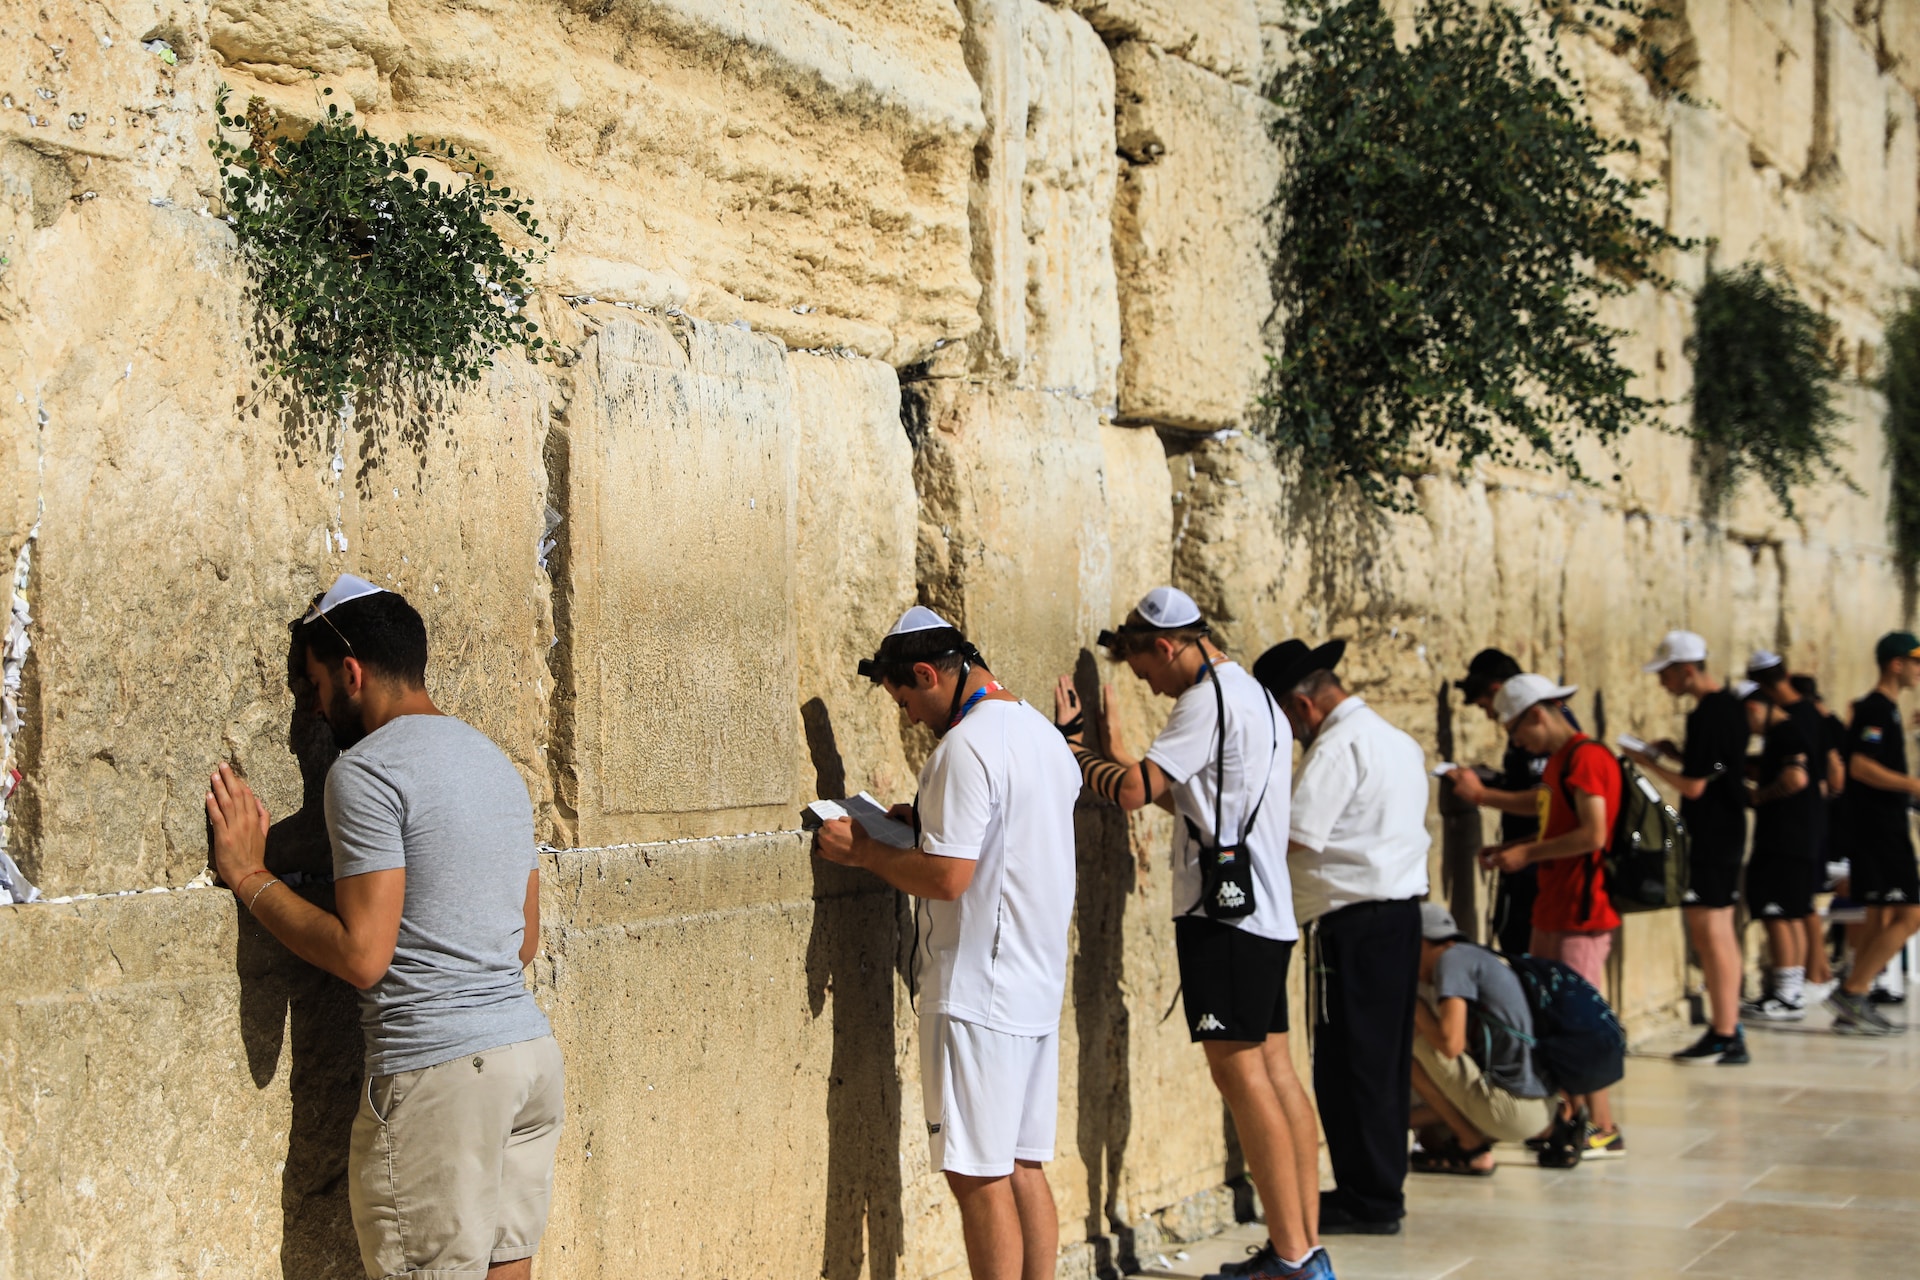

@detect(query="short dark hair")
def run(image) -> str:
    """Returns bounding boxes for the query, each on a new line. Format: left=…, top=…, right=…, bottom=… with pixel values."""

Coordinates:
left=1789, top=673, right=1820, bottom=700
left=868, top=626, right=979, bottom=687
left=295, top=590, right=429, bottom=688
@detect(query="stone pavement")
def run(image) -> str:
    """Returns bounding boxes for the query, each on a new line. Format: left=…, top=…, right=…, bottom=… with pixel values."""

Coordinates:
left=1129, top=1001, right=1920, bottom=1279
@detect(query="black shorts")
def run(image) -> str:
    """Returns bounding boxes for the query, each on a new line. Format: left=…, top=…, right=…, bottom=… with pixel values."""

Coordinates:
left=1174, top=916, right=1294, bottom=1042
left=1683, top=849, right=1742, bottom=910
left=1855, top=833, right=1920, bottom=906
left=1746, top=850, right=1815, bottom=920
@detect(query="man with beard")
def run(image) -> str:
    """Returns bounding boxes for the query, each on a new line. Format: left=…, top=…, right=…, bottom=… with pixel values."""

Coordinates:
left=205, top=574, right=562, bottom=1280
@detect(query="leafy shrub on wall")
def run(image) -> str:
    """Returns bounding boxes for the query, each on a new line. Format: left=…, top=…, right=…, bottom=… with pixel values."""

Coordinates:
left=209, top=88, right=547, bottom=423
left=1264, top=0, right=1685, bottom=508
left=1686, top=264, right=1845, bottom=518
left=1882, top=292, right=1920, bottom=583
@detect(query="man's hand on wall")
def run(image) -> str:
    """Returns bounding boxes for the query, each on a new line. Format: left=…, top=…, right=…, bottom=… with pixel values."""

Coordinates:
left=206, top=763, right=270, bottom=890
left=812, top=815, right=862, bottom=868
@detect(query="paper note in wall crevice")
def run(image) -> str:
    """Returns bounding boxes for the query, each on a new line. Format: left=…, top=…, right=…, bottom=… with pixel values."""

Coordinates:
left=802, top=791, right=916, bottom=849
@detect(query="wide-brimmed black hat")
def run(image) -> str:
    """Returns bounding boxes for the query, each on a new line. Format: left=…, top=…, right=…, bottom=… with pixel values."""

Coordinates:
left=1454, top=647, right=1522, bottom=701
left=1254, top=638, right=1346, bottom=698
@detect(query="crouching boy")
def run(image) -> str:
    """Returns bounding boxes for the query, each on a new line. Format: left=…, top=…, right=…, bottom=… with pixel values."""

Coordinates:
left=1409, top=904, right=1557, bottom=1176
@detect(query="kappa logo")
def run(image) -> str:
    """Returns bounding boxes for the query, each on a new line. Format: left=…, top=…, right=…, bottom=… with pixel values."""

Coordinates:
left=1195, top=1014, right=1227, bottom=1032
left=1760, top=902, right=1783, bottom=916
left=1891, top=890, right=1911, bottom=904
left=1216, top=881, right=1248, bottom=910
left=1682, top=889, right=1700, bottom=903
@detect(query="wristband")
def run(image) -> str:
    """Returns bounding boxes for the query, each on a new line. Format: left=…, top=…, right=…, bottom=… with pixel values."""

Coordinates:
left=247, top=878, right=283, bottom=913
left=233, top=867, right=272, bottom=897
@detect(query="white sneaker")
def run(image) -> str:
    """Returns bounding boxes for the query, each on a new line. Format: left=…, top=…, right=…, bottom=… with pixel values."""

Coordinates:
left=1804, top=979, right=1839, bottom=1006
left=1751, top=996, right=1806, bottom=1022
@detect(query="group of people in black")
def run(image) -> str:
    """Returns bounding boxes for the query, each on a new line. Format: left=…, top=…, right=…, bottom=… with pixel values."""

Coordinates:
left=1451, top=628, right=1920, bottom=1076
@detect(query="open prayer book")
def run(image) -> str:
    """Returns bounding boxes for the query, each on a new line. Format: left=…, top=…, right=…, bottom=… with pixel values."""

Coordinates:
left=1617, top=732, right=1668, bottom=760
left=802, top=792, right=917, bottom=849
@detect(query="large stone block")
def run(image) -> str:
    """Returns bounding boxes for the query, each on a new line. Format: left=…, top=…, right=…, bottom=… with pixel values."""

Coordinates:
left=964, top=0, right=1120, bottom=405
left=1052, top=0, right=1261, bottom=87
left=553, top=315, right=800, bottom=845
left=909, top=379, right=1115, bottom=703
left=1676, top=0, right=1815, bottom=179
left=213, top=0, right=984, bottom=363
left=791, top=351, right=919, bottom=804
left=1111, top=42, right=1281, bottom=432
left=1822, top=6, right=1899, bottom=248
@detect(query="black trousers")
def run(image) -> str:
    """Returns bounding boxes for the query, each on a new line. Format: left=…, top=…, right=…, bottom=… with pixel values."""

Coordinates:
left=1312, top=897, right=1421, bottom=1224
left=1491, top=865, right=1538, bottom=956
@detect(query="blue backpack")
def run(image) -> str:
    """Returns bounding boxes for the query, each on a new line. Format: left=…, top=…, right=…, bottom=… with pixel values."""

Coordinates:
left=1502, top=954, right=1626, bottom=1096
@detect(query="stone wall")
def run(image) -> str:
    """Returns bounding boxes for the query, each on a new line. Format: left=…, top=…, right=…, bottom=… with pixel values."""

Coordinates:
left=2, top=0, right=1917, bottom=1276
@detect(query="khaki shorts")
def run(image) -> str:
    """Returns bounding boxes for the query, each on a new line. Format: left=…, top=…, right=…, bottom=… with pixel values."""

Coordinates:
left=1414, top=1034, right=1556, bottom=1145
left=349, top=1035, right=565, bottom=1279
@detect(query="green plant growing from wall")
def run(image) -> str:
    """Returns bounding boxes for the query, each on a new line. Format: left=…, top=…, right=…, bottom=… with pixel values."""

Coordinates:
left=1264, top=0, right=1686, bottom=508
left=1882, top=291, right=1920, bottom=587
left=1686, top=264, right=1846, bottom=518
left=209, top=88, right=547, bottom=423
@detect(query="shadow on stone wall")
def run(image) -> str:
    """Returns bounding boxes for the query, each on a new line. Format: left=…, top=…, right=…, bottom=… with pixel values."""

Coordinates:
left=234, top=630, right=361, bottom=1278
left=802, top=697, right=905, bottom=1280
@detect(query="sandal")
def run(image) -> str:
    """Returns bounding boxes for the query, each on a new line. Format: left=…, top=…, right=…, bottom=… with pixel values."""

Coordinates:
left=1411, top=1140, right=1496, bottom=1176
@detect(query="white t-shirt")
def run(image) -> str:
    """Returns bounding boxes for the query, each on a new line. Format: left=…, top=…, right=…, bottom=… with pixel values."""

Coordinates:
left=915, top=698, right=1081, bottom=1036
left=1287, top=695, right=1432, bottom=924
left=1145, top=661, right=1298, bottom=942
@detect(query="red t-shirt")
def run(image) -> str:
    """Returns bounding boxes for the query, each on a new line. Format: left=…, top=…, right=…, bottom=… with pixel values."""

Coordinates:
left=1531, top=736, right=1622, bottom=934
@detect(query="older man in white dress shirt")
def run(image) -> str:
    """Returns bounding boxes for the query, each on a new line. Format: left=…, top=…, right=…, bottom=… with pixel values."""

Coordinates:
left=1256, top=639, right=1431, bottom=1237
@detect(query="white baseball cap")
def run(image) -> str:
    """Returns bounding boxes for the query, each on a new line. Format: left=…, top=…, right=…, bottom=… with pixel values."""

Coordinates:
left=1133, top=586, right=1203, bottom=630
left=885, top=605, right=954, bottom=637
left=1643, top=629, right=1708, bottom=672
left=300, top=572, right=388, bottom=623
left=1493, top=673, right=1579, bottom=727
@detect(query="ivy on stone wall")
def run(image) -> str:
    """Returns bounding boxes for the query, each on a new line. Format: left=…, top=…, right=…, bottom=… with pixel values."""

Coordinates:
left=1264, top=0, right=1686, bottom=508
left=1687, top=264, right=1846, bottom=518
left=209, top=88, right=546, bottom=421
left=1882, top=292, right=1920, bottom=585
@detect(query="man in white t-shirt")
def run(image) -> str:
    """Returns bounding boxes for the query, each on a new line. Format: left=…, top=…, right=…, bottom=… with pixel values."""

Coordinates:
left=1255, top=639, right=1429, bottom=1237
left=814, top=606, right=1080, bottom=1280
left=1055, top=589, right=1331, bottom=1280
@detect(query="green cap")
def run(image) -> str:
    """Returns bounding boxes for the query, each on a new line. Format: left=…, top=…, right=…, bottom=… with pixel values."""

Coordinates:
left=1877, top=631, right=1920, bottom=665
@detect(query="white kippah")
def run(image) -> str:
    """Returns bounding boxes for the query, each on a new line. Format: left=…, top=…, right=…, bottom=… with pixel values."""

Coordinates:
left=303, top=573, right=388, bottom=623
left=1747, top=649, right=1784, bottom=675
left=886, top=605, right=953, bottom=637
left=1135, top=586, right=1202, bottom=629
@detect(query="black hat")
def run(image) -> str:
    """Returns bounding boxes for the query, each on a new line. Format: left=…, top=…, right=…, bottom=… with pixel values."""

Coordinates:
left=1254, top=638, right=1347, bottom=698
left=1454, top=647, right=1522, bottom=701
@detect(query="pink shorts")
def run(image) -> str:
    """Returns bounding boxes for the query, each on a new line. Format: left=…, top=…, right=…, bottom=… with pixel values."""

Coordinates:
left=1530, top=928, right=1614, bottom=990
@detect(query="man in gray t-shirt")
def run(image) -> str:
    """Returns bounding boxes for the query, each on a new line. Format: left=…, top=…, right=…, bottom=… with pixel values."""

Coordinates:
left=1407, top=904, right=1557, bottom=1175
left=207, top=575, right=563, bottom=1280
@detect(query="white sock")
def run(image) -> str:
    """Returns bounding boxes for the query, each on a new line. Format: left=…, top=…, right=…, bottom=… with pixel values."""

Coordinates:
left=1776, top=966, right=1805, bottom=1005
left=1279, top=1247, right=1323, bottom=1270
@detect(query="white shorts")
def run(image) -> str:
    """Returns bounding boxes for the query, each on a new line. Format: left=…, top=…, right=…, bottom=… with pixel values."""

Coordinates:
left=920, top=1012, right=1059, bottom=1177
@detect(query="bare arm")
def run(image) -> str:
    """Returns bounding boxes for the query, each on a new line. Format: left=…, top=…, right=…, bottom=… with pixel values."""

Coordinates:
left=1624, top=749, right=1709, bottom=801
left=520, top=869, right=540, bottom=967
left=207, top=764, right=404, bottom=990
left=1851, top=752, right=1920, bottom=797
left=1485, top=787, right=1607, bottom=872
left=813, top=817, right=977, bottom=901
left=1055, top=675, right=1175, bottom=814
left=1751, top=763, right=1809, bottom=807
left=1448, top=767, right=1542, bottom=816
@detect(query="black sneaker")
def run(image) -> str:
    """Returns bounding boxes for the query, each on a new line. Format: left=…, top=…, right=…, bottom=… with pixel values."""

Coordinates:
left=1828, top=988, right=1899, bottom=1036
left=1672, top=1029, right=1736, bottom=1063
left=1317, top=1202, right=1401, bottom=1236
left=1717, top=1030, right=1751, bottom=1065
left=1209, top=1241, right=1278, bottom=1279
left=1870, top=987, right=1907, bottom=1006
left=1536, top=1107, right=1586, bottom=1169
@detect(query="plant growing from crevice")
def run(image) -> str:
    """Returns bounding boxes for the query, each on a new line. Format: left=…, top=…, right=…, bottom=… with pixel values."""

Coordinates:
left=1687, top=263, right=1847, bottom=518
left=1882, top=291, right=1920, bottom=593
left=1263, top=0, right=1687, bottom=509
left=209, top=87, right=547, bottom=428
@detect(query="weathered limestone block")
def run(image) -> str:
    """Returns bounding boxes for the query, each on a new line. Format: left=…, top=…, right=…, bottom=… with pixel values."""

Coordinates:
left=1111, top=42, right=1281, bottom=432
left=0, top=886, right=363, bottom=1280
left=1821, top=6, right=1902, bottom=248
left=1678, top=0, right=1815, bottom=179
left=538, top=833, right=900, bottom=1278
left=1666, top=103, right=1772, bottom=287
left=909, top=379, right=1114, bottom=702
left=964, top=0, right=1120, bottom=404
left=210, top=0, right=404, bottom=103
left=214, top=0, right=984, bottom=363
left=1052, top=0, right=1261, bottom=87
left=554, top=316, right=800, bottom=845
left=1165, top=433, right=1305, bottom=652
left=791, top=351, right=918, bottom=803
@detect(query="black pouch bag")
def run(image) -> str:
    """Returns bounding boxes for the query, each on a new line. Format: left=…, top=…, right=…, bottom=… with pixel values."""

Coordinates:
left=1185, top=661, right=1278, bottom=921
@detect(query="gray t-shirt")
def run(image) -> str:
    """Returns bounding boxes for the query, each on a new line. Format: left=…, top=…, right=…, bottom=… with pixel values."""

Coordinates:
left=1432, top=943, right=1548, bottom=1098
left=326, top=714, right=552, bottom=1075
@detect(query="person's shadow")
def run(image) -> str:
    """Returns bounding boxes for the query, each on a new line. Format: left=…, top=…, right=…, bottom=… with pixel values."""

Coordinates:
left=801, top=698, right=904, bottom=1280
left=232, top=635, right=363, bottom=1279
left=1068, top=651, right=1137, bottom=1272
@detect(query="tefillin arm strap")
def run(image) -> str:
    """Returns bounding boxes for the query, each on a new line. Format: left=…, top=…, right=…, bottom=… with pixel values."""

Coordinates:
left=1071, top=741, right=1134, bottom=805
